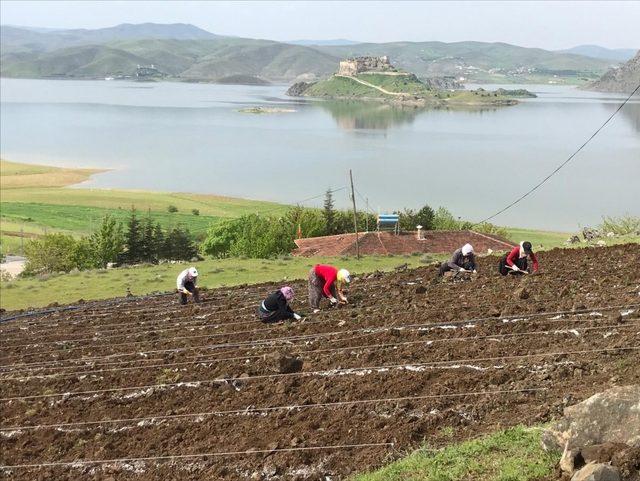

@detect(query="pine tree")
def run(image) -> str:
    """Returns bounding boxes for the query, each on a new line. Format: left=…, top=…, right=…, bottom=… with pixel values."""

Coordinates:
left=153, top=223, right=165, bottom=260
left=323, top=188, right=336, bottom=235
left=90, top=214, right=124, bottom=267
left=123, top=207, right=142, bottom=264
left=140, top=214, right=156, bottom=263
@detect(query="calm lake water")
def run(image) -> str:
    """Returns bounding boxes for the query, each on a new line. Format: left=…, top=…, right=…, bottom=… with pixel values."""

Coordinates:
left=1, top=78, right=638, bottom=231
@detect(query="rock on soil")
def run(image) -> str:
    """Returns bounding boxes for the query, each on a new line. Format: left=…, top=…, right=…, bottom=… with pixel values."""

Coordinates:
left=542, top=385, right=640, bottom=453
left=264, top=353, right=304, bottom=374
left=570, top=463, right=621, bottom=481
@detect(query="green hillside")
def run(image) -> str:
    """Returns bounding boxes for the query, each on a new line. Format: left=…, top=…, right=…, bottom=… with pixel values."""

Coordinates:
left=298, top=73, right=527, bottom=107
left=317, top=41, right=614, bottom=84
left=0, top=24, right=617, bottom=84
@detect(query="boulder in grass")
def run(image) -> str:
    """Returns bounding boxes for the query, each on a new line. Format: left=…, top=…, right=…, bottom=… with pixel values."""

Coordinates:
left=570, top=463, right=621, bottom=481
left=542, top=385, right=640, bottom=455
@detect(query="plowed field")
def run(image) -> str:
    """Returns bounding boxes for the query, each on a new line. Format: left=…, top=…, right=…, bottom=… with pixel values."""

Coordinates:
left=1, top=244, right=639, bottom=480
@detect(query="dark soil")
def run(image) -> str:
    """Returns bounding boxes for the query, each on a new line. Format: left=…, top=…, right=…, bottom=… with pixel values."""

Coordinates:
left=1, top=244, right=639, bottom=480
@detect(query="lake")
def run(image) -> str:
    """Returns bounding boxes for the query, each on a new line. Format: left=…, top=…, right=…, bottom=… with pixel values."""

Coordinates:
left=1, top=78, right=638, bottom=231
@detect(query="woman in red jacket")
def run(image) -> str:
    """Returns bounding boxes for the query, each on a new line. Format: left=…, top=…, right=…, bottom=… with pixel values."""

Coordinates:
left=308, top=264, right=351, bottom=311
left=499, top=241, right=539, bottom=275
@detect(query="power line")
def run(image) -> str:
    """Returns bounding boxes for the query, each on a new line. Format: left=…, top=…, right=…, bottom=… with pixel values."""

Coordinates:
left=3, top=345, right=637, bottom=402
left=475, top=83, right=640, bottom=225
left=0, top=442, right=395, bottom=470
left=1, top=387, right=544, bottom=432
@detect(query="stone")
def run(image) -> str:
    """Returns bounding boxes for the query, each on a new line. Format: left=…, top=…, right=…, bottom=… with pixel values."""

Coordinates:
left=609, top=312, right=624, bottom=324
left=581, top=443, right=629, bottom=464
left=570, top=463, right=621, bottom=481
left=542, top=385, right=640, bottom=453
left=560, top=443, right=582, bottom=473
left=583, top=227, right=601, bottom=241
left=414, top=285, right=427, bottom=294
left=515, top=287, right=530, bottom=300
left=277, top=355, right=303, bottom=374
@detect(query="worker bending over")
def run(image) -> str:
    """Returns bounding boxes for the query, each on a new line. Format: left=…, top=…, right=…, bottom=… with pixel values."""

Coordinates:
left=258, top=286, right=302, bottom=323
left=308, top=264, right=351, bottom=311
left=499, top=241, right=539, bottom=275
left=439, top=243, right=477, bottom=276
left=177, top=267, right=200, bottom=304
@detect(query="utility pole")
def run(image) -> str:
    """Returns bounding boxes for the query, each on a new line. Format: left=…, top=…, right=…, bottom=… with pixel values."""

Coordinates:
left=365, top=198, right=369, bottom=232
left=349, top=169, right=360, bottom=259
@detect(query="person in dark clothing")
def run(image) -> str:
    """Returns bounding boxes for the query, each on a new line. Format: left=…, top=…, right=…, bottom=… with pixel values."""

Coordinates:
left=258, top=286, right=302, bottom=323
left=438, top=243, right=477, bottom=276
left=499, top=241, right=539, bottom=275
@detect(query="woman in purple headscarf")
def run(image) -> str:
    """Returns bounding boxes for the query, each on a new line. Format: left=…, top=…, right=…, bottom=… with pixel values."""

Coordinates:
left=257, top=286, right=302, bottom=323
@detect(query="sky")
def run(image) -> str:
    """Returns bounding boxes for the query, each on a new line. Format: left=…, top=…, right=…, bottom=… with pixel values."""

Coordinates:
left=1, top=0, right=639, bottom=50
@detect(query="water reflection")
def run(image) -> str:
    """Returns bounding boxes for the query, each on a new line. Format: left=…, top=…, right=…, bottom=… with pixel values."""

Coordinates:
left=321, top=100, right=504, bottom=130
left=320, top=100, right=421, bottom=130
left=619, top=102, right=640, bottom=133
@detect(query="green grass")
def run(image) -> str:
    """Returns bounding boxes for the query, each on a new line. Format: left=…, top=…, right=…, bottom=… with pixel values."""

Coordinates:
left=0, top=254, right=445, bottom=311
left=352, top=425, right=560, bottom=481
left=1, top=202, right=219, bottom=238
left=503, top=227, right=570, bottom=250
left=0, top=160, right=287, bottom=255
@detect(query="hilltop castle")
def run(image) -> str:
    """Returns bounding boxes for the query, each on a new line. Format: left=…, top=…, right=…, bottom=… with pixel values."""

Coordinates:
left=337, top=56, right=395, bottom=76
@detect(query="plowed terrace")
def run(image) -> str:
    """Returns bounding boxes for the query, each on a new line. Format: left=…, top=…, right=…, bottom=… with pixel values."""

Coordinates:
left=1, top=244, right=639, bottom=480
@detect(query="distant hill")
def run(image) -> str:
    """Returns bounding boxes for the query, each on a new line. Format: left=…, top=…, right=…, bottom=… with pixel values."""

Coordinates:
left=1, top=23, right=217, bottom=52
left=0, top=24, right=621, bottom=84
left=585, top=50, right=640, bottom=93
left=559, top=45, right=637, bottom=62
left=316, top=41, right=615, bottom=84
left=288, top=39, right=361, bottom=46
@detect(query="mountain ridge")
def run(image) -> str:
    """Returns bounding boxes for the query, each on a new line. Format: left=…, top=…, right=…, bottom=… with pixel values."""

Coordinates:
left=0, top=23, right=620, bottom=84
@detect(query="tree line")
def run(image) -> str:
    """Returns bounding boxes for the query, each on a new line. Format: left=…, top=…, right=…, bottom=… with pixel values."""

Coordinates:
left=23, top=191, right=507, bottom=274
left=23, top=208, right=198, bottom=275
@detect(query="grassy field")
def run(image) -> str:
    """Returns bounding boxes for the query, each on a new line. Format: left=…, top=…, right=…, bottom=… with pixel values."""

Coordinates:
left=0, top=159, right=286, bottom=255
left=0, top=253, right=445, bottom=311
left=352, top=425, right=560, bottom=481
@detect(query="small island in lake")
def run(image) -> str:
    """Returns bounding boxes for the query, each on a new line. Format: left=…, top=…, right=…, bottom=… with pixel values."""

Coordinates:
left=287, top=56, right=536, bottom=107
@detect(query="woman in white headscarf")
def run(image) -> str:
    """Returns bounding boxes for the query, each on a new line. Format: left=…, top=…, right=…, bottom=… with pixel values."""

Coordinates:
left=438, top=243, right=477, bottom=276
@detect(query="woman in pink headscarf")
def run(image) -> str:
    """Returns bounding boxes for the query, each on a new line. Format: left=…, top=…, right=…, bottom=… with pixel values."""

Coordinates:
left=257, top=286, right=302, bottom=323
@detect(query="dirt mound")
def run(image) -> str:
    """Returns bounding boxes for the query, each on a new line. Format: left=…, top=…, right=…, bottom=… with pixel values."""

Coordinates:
left=293, top=230, right=513, bottom=256
left=1, top=244, right=639, bottom=480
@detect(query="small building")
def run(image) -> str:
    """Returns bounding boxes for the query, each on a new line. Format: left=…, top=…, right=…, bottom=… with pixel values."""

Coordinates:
left=136, top=65, right=164, bottom=79
left=338, top=56, right=394, bottom=76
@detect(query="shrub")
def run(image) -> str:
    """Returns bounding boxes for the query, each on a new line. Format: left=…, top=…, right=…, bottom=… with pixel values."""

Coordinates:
left=24, top=233, right=78, bottom=275
left=599, top=215, right=640, bottom=235
left=89, top=215, right=125, bottom=268
left=167, top=205, right=179, bottom=213
left=192, top=209, right=200, bottom=216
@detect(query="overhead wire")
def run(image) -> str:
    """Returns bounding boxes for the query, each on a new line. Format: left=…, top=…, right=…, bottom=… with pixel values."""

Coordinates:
left=475, top=83, right=640, bottom=225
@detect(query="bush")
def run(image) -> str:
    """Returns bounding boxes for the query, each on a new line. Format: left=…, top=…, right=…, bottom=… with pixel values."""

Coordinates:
left=432, top=206, right=461, bottom=230
left=167, top=205, right=178, bottom=213
left=24, top=233, right=78, bottom=275
left=90, top=215, right=125, bottom=268
left=398, top=204, right=435, bottom=231
left=599, top=215, right=640, bottom=235
left=192, top=209, right=200, bottom=216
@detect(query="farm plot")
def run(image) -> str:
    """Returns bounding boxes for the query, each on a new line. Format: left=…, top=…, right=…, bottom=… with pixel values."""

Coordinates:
left=1, top=244, right=640, bottom=480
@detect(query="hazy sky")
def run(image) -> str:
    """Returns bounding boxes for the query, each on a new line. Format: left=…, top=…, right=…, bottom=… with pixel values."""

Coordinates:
left=1, top=1, right=639, bottom=50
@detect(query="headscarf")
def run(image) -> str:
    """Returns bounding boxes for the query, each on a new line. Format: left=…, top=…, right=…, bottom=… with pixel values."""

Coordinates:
left=280, top=286, right=294, bottom=301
